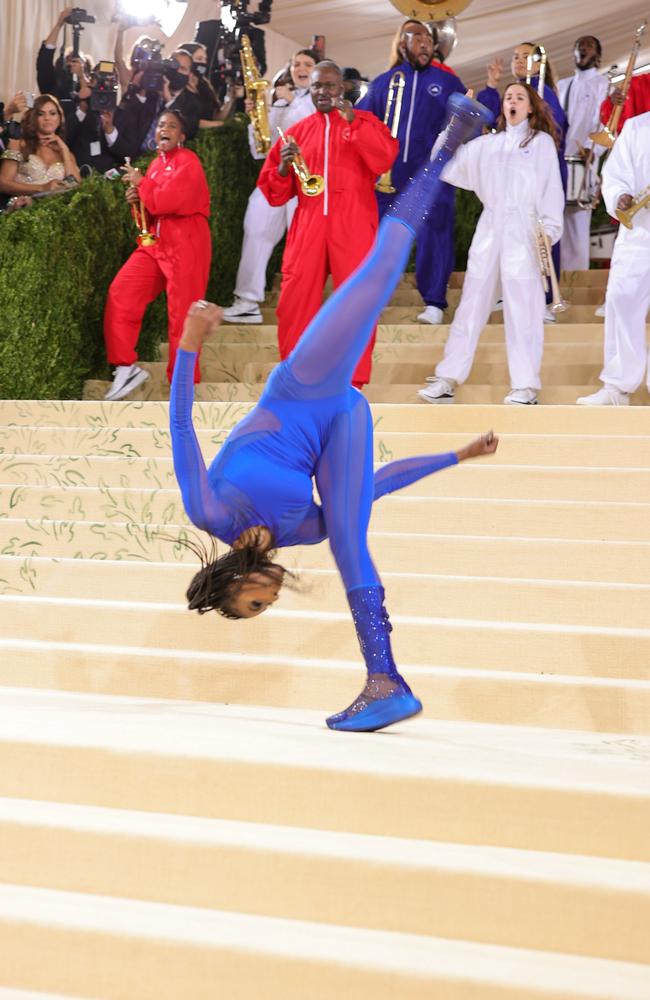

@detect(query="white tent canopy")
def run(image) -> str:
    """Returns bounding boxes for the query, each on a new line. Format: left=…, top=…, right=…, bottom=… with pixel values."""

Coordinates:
left=2, top=0, right=648, bottom=114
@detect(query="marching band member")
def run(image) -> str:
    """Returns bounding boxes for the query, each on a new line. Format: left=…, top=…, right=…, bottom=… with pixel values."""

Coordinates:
left=479, top=42, right=567, bottom=321
left=257, top=61, right=397, bottom=388
left=358, top=20, right=466, bottom=325
left=223, top=49, right=319, bottom=325
left=103, top=110, right=211, bottom=401
left=557, top=36, right=609, bottom=271
left=577, top=112, right=650, bottom=406
left=418, top=83, right=564, bottom=406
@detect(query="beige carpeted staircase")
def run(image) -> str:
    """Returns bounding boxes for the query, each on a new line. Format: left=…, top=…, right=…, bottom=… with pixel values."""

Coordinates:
left=0, top=270, right=649, bottom=999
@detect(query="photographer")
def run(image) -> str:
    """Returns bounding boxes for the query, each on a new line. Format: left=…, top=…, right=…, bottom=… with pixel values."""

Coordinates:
left=179, top=42, right=236, bottom=128
left=36, top=6, right=94, bottom=129
left=194, top=0, right=271, bottom=103
left=68, top=63, right=132, bottom=174
left=115, top=42, right=200, bottom=160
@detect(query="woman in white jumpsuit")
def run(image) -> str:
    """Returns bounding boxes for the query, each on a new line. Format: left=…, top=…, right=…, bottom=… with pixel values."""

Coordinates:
left=577, top=112, right=650, bottom=406
left=419, top=82, right=564, bottom=405
left=223, top=50, right=318, bottom=325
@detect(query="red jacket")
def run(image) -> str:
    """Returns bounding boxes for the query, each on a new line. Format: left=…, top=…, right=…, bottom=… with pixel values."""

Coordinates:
left=600, top=73, right=650, bottom=133
left=137, top=146, right=210, bottom=251
left=257, top=109, right=397, bottom=255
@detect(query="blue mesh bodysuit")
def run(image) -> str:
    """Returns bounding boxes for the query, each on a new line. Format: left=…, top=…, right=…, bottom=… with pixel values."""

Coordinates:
left=171, top=94, right=493, bottom=732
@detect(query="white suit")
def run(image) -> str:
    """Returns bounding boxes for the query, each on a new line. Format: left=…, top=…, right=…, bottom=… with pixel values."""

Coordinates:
left=435, top=120, right=564, bottom=391
left=557, top=68, right=609, bottom=270
left=598, top=112, right=650, bottom=393
left=235, top=89, right=316, bottom=305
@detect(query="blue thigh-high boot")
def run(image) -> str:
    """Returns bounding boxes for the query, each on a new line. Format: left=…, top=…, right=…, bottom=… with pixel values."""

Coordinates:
left=326, top=586, right=422, bottom=732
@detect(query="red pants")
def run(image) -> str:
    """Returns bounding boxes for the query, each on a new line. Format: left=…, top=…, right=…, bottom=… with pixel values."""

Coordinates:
left=276, top=241, right=377, bottom=386
left=104, top=245, right=208, bottom=384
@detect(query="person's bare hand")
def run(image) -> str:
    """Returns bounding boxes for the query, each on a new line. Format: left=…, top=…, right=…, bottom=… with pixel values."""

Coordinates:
left=273, top=83, right=294, bottom=104
left=6, top=91, right=27, bottom=116
left=334, top=97, right=355, bottom=122
left=617, top=193, right=634, bottom=212
left=41, top=179, right=68, bottom=192
left=278, top=138, right=299, bottom=176
left=486, top=56, right=504, bottom=89
left=100, top=110, right=115, bottom=133
left=610, top=87, right=626, bottom=107
left=58, top=7, right=76, bottom=25
left=180, top=301, right=223, bottom=352
left=457, top=430, right=499, bottom=462
left=122, top=163, right=143, bottom=187
left=243, top=97, right=255, bottom=115
left=125, top=185, right=141, bottom=205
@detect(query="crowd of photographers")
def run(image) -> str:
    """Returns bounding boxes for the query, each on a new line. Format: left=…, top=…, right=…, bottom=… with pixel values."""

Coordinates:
left=0, top=3, right=271, bottom=212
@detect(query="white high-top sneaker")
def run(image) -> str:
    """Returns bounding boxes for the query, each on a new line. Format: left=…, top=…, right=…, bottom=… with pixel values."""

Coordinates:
left=576, top=385, right=629, bottom=406
left=222, top=298, right=263, bottom=324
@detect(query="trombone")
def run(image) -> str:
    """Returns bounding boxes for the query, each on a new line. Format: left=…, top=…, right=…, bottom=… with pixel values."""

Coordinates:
left=376, top=70, right=406, bottom=194
left=535, top=221, right=567, bottom=313
left=616, top=186, right=650, bottom=228
left=276, top=126, right=324, bottom=197
left=526, top=45, right=547, bottom=97
left=590, top=20, right=646, bottom=148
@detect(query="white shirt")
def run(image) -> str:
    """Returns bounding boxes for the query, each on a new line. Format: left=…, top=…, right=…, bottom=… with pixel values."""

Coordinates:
left=602, top=111, right=650, bottom=246
left=557, top=68, right=609, bottom=156
left=248, top=88, right=316, bottom=160
left=442, top=119, right=565, bottom=244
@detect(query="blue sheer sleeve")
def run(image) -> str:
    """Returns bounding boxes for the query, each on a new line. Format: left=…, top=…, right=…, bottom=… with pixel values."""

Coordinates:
left=169, top=349, right=236, bottom=538
left=373, top=453, right=458, bottom=500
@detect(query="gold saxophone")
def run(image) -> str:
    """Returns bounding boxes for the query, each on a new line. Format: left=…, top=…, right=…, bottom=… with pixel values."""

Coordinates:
left=276, top=126, right=324, bottom=197
left=535, top=221, right=567, bottom=313
left=616, top=186, right=650, bottom=229
left=590, top=20, right=646, bottom=149
left=240, top=33, right=271, bottom=155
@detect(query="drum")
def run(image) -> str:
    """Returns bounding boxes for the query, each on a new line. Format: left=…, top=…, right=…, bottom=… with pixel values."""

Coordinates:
left=565, top=155, right=597, bottom=208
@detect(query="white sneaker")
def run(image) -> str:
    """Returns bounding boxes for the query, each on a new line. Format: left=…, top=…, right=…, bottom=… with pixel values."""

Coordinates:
left=417, top=305, right=444, bottom=325
left=576, top=385, right=629, bottom=406
left=493, top=298, right=504, bottom=311
left=222, top=298, right=263, bottom=324
left=504, top=388, right=538, bottom=405
left=594, top=303, right=606, bottom=318
left=104, top=365, right=149, bottom=401
left=418, top=377, right=456, bottom=404
left=543, top=306, right=557, bottom=324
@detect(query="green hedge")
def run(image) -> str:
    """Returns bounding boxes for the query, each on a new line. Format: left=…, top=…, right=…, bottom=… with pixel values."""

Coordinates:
left=0, top=119, right=260, bottom=399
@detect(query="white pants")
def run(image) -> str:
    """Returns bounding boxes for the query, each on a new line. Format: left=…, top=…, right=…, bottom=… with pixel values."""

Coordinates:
left=562, top=205, right=592, bottom=271
left=436, top=220, right=545, bottom=390
left=233, top=187, right=298, bottom=304
left=599, top=239, right=650, bottom=393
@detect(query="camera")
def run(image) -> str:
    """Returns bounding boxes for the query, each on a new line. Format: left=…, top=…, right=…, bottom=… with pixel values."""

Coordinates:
left=1, top=119, right=23, bottom=143
left=64, top=7, right=96, bottom=25
left=133, top=41, right=183, bottom=93
left=90, top=61, right=119, bottom=113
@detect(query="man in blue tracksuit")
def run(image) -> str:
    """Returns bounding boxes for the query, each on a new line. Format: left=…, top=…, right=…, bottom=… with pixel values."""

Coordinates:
left=357, top=20, right=466, bottom=325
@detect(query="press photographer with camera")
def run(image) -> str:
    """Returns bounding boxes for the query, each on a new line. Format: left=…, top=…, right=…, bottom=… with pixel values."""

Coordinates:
left=179, top=42, right=236, bottom=128
left=115, top=39, right=200, bottom=160
left=36, top=6, right=95, bottom=130
left=68, top=61, right=133, bottom=174
left=194, top=0, right=271, bottom=105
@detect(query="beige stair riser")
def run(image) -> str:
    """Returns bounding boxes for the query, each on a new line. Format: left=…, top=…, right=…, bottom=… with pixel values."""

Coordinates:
left=269, top=270, right=611, bottom=290
left=1, top=739, right=648, bottom=862
left=2, top=524, right=649, bottom=583
left=3, top=599, right=650, bottom=680
left=5, top=427, right=650, bottom=470
left=262, top=286, right=608, bottom=308
left=2, top=558, right=650, bottom=630
left=7, top=400, right=650, bottom=433
left=0, top=813, right=648, bottom=963
left=1, top=643, right=649, bottom=733
left=3, top=491, right=650, bottom=543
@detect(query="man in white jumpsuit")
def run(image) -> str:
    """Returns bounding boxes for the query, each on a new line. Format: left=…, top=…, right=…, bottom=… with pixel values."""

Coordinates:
left=557, top=35, right=609, bottom=271
left=223, top=50, right=317, bottom=324
left=577, top=112, right=650, bottom=405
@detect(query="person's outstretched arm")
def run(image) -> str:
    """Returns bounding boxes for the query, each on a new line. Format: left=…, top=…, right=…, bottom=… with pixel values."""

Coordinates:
left=373, top=432, right=498, bottom=500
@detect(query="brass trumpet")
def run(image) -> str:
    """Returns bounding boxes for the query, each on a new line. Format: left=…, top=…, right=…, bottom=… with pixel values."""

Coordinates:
left=526, top=44, right=547, bottom=97
left=277, top=126, right=324, bottom=197
left=376, top=70, right=405, bottom=194
left=535, top=221, right=567, bottom=313
left=616, top=186, right=650, bottom=228
left=590, top=20, right=646, bottom=148
left=124, top=157, right=156, bottom=247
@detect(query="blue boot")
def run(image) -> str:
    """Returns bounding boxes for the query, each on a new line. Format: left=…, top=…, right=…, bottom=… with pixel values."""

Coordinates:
left=326, top=586, right=422, bottom=733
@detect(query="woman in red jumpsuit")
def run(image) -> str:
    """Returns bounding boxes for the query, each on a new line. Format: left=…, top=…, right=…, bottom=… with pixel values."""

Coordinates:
left=103, top=109, right=211, bottom=400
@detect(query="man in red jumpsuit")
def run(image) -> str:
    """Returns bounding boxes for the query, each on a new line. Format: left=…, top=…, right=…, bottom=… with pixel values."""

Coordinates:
left=103, top=110, right=211, bottom=400
left=257, top=61, right=397, bottom=387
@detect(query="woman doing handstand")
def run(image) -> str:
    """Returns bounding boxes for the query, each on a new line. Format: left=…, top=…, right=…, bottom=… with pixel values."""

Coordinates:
left=170, top=92, right=498, bottom=733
